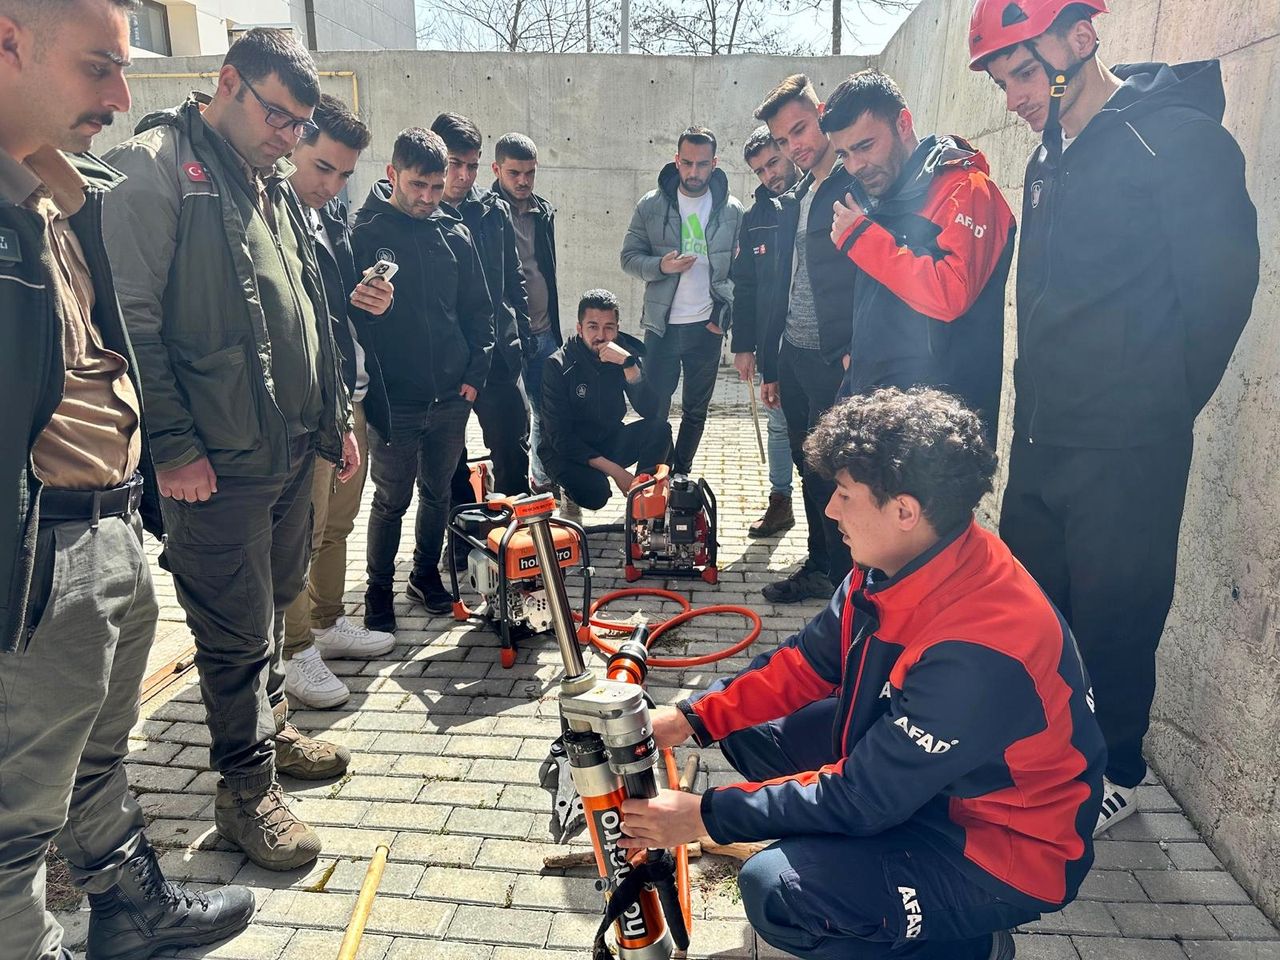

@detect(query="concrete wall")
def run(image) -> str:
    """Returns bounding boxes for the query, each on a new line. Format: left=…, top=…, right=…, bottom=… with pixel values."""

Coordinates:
left=99, top=51, right=872, bottom=319
left=876, top=0, right=1280, bottom=921
left=287, top=0, right=418, bottom=51
left=99, top=10, right=1280, bottom=915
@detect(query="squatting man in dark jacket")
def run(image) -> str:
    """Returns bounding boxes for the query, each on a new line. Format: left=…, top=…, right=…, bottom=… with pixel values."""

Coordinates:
left=622, top=388, right=1106, bottom=960
left=0, top=1, right=251, bottom=957
left=538, top=290, right=672, bottom=511
left=969, top=0, right=1259, bottom=836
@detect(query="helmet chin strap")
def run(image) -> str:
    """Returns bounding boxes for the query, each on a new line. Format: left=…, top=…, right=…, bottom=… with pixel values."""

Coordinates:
left=1026, top=38, right=1101, bottom=164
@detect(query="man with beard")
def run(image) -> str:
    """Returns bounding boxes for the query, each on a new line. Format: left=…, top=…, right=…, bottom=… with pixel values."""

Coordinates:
left=0, top=1, right=255, bottom=956
left=105, top=27, right=356, bottom=872
left=539, top=290, right=672, bottom=510
left=968, top=0, right=1258, bottom=835
left=826, top=69, right=1015, bottom=439
left=351, top=127, right=494, bottom=628
left=621, top=126, right=743, bottom=477
left=731, top=126, right=799, bottom=539
left=754, top=76, right=859, bottom=604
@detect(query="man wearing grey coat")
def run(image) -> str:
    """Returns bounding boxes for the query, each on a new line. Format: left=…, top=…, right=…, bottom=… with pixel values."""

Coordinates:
left=621, top=126, right=744, bottom=475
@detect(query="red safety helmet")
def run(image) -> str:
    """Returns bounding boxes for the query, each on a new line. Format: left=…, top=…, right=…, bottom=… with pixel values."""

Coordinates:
left=968, top=0, right=1108, bottom=71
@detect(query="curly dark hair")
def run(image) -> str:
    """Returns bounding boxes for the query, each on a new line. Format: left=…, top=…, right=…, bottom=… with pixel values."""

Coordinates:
left=804, top=387, right=997, bottom=534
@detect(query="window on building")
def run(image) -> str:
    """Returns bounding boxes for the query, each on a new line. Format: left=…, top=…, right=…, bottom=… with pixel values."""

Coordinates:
left=130, top=0, right=171, bottom=56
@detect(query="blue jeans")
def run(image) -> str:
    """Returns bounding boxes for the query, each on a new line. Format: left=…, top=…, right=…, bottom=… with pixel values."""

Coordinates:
left=522, top=330, right=560, bottom=488
left=642, top=322, right=722, bottom=475
left=764, top=393, right=793, bottom=497
left=721, top=700, right=1039, bottom=960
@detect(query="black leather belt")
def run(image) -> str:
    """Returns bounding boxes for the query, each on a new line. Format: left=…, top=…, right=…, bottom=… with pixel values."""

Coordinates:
left=40, top=473, right=144, bottom=527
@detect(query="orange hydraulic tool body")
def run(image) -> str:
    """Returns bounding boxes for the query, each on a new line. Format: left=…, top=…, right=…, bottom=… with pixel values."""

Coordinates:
left=624, top=465, right=718, bottom=585
left=446, top=492, right=591, bottom=668
left=512, top=494, right=691, bottom=960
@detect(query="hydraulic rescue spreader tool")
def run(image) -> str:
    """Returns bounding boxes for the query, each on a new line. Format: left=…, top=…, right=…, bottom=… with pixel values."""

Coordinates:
left=518, top=493, right=693, bottom=960
left=624, top=465, right=719, bottom=585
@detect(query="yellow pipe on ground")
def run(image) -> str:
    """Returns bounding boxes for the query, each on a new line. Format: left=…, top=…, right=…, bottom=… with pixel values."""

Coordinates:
left=337, top=843, right=390, bottom=960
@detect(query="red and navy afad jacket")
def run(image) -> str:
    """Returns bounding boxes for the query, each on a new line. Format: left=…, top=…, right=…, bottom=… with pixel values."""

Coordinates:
left=834, top=136, right=1014, bottom=439
left=679, top=521, right=1106, bottom=912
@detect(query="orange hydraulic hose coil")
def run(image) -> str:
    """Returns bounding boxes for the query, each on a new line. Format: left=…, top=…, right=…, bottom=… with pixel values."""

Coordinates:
left=575, top=587, right=762, bottom=668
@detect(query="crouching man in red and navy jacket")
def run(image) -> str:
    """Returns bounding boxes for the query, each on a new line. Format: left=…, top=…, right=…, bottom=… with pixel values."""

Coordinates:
left=621, top=387, right=1105, bottom=960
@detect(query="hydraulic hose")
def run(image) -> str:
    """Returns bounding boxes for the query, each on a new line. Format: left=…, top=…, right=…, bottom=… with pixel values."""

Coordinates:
left=575, top=587, right=762, bottom=668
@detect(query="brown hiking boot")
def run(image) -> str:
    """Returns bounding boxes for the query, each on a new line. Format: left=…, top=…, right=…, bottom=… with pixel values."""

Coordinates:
left=272, top=699, right=350, bottom=780
left=214, top=781, right=322, bottom=871
left=749, top=493, right=795, bottom=538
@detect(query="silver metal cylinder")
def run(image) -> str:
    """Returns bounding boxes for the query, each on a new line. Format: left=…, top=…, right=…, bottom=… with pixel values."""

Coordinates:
left=526, top=512, right=587, bottom=679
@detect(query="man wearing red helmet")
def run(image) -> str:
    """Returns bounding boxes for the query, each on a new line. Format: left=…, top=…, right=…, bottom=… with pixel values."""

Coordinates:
left=968, top=0, right=1259, bottom=835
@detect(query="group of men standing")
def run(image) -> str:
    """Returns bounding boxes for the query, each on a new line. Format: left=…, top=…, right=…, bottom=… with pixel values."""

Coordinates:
left=0, top=0, right=1263, bottom=959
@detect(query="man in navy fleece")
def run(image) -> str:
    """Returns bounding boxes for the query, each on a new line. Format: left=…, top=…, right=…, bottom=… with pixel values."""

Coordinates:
left=621, top=387, right=1105, bottom=960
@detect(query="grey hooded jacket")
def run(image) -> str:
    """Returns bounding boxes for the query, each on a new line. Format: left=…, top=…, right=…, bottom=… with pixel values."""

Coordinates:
left=620, top=163, right=743, bottom=337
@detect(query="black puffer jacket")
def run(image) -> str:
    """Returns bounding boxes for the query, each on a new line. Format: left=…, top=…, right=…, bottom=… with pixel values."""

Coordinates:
left=1013, top=59, right=1259, bottom=446
left=351, top=181, right=494, bottom=439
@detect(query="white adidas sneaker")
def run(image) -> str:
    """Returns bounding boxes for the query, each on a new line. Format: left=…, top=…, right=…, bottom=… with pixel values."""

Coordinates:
left=1094, top=777, right=1139, bottom=837
left=312, top=615, right=396, bottom=659
left=282, top=646, right=351, bottom=709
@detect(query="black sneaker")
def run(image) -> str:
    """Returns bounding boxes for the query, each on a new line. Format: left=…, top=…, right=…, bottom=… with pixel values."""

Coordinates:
left=988, top=930, right=1015, bottom=960
left=87, top=837, right=254, bottom=960
left=407, top=570, right=453, bottom=615
left=762, top=565, right=833, bottom=604
left=364, top=584, right=396, bottom=633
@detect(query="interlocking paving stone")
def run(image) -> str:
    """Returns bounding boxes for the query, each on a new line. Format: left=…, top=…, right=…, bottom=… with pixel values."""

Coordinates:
left=82, top=375, right=1278, bottom=960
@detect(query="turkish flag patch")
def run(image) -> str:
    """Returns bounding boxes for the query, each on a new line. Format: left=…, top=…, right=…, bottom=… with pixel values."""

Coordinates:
left=183, top=162, right=210, bottom=183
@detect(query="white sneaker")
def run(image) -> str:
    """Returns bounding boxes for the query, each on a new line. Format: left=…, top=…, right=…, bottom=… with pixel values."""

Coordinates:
left=282, top=646, right=350, bottom=709
left=1094, top=777, right=1139, bottom=837
left=312, top=615, right=396, bottom=659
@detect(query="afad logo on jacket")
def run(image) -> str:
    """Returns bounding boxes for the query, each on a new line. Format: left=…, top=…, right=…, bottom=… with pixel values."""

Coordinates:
left=893, top=715, right=957, bottom=754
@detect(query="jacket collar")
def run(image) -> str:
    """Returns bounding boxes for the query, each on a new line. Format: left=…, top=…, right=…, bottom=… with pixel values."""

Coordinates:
left=0, top=145, right=88, bottom=214
left=862, top=519, right=980, bottom=633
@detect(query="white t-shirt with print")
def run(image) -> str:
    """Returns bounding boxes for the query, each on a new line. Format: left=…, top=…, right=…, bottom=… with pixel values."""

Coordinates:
left=667, top=189, right=714, bottom=325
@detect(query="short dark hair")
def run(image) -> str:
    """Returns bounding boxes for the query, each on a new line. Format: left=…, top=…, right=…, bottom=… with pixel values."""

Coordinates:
left=820, top=69, right=908, bottom=134
left=804, top=387, right=997, bottom=534
left=494, top=132, right=538, bottom=163
left=577, top=289, right=620, bottom=322
left=755, top=73, right=820, bottom=123
left=303, top=94, right=370, bottom=151
left=743, top=125, right=776, bottom=163
left=431, top=112, right=483, bottom=155
left=223, top=27, right=320, bottom=109
left=677, top=125, right=717, bottom=157
left=391, top=127, right=448, bottom=175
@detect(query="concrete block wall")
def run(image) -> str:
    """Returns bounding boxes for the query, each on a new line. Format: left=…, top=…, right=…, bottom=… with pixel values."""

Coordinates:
left=876, top=0, right=1280, bottom=922
left=98, top=9, right=1280, bottom=916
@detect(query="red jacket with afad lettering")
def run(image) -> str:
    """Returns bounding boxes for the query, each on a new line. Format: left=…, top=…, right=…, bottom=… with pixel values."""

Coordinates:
left=680, top=521, right=1105, bottom=913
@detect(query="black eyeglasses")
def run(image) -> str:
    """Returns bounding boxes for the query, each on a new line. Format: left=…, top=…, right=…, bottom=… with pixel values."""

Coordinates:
left=241, top=76, right=319, bottom=139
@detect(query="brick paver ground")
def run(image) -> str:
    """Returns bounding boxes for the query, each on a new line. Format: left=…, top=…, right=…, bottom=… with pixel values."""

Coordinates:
left=53, top=370, right=1279, bottom=959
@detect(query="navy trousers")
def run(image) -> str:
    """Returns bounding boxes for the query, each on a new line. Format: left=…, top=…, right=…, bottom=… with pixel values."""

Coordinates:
left=719, top=700, right=1039, bottom=960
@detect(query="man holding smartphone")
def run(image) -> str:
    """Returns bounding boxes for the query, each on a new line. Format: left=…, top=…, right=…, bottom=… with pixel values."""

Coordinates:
left=281, top=94, right=396, bottom=710
left=352, top=127, right=494, bottom=630
left=621, top=126, right=743, bottom=477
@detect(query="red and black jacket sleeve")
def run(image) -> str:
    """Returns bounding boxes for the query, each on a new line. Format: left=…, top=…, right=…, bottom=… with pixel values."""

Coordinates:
left=836, top=169, right=1014, bottom=322
left=677, top=580, right=849, bottom=745
left=697, top=639, right=1045, bottom=844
